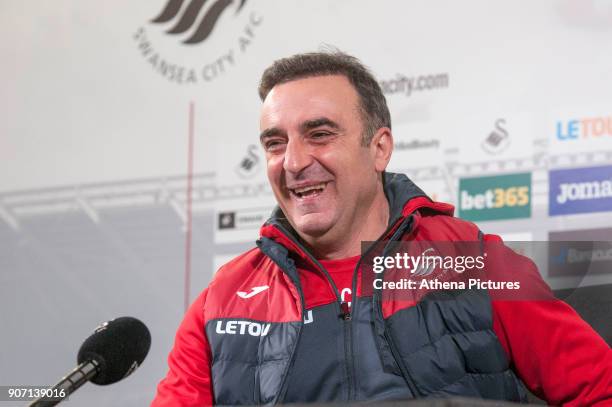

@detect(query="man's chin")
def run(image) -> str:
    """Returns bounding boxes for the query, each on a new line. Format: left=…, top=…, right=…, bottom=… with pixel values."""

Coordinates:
left=291, top=214, right=334, bottom=238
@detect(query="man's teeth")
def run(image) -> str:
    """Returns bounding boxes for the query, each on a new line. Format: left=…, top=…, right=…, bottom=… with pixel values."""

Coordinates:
left=292, top=183, right=326, bottom=197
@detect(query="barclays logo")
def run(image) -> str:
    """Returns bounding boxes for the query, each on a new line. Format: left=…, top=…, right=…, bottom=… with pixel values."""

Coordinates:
left=549, top=228, right=612, bottom=277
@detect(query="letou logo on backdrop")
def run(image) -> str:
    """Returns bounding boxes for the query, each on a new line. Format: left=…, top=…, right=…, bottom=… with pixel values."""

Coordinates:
left=133, top=0, right=263, bottom=84
left=549, top=165, right=612, bottom=216
left=459, top=173, right=531, bottom=221
left=556, top=115, right=612, bottom=140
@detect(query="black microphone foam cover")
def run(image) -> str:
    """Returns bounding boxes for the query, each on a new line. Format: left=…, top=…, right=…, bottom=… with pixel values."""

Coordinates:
left=77, top=316, right=151, bottom=385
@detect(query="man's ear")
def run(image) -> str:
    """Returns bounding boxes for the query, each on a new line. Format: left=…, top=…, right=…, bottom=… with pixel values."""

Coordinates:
left=370, top=127, right=393, bottom=172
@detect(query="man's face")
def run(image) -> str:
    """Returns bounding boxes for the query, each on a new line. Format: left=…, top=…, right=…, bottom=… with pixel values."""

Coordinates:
left=260, top=75, right=381, bottom=241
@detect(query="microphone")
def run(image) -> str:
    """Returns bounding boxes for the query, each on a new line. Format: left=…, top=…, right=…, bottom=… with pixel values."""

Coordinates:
left=29, top=316, right=151, bottom=407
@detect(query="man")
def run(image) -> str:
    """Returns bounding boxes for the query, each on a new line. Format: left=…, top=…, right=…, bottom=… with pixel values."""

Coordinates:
left=152, top=52, right=612, bottom=406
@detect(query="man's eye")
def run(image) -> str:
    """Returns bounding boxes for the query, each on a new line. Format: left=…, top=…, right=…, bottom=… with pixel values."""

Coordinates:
left=265, top=140, right=285, bottom=150
left=311, top=132, right=330, bottom=139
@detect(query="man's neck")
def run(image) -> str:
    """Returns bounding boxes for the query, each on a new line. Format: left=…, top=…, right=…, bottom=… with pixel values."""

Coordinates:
left=303, top=189, right=390, bottom=260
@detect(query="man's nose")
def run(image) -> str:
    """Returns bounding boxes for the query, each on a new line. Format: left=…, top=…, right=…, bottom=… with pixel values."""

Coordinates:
left=283, top=138, right=313, bottom=173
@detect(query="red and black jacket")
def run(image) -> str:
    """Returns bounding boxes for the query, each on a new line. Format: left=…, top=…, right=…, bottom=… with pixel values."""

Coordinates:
left=152, top=173, right=612, bottom=406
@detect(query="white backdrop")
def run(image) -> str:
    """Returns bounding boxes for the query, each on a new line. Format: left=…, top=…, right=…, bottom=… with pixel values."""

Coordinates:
left=1, top=1, right=612, bottom=405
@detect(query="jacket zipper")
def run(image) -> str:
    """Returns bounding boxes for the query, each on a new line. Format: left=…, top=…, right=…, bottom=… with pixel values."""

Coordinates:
left=271, top=214, right=419, bottom=402
left=274, top=279, right=305, bottom=404
left=272, top=222, right=359, bottom=401
left=344, top=253, right=367, bottom=401
left=275, top=282, right=305, bottom=405
left=344, top=239, right=391, bottom=400
left=257, top=236, right=306, bottom=406
left=269, top=224, right=350, bottom=404
left=272, top=223, right=344, bottom=304
left=372, top=215, right=421, bottom=396
left=374, top=294, right=420, bottom=397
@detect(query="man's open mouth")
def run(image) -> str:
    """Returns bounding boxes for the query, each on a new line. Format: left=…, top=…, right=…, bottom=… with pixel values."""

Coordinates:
left=289, top=182, right=328, bottom=198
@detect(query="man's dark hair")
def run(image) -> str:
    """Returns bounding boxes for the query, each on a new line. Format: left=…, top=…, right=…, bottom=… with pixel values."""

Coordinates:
left=258, top=51, right=391, bottom=146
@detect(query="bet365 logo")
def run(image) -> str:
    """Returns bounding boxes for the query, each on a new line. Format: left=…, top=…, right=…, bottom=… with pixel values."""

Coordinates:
left=459, top=173, right=531, bottom=221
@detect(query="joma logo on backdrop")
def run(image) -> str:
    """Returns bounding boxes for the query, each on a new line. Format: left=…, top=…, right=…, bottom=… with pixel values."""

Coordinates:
left=133, top=0, right=263, bottom=84
left=549, top=165, right=612, bottom=216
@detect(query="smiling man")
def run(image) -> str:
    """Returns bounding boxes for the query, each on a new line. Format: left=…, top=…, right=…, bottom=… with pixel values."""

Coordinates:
left=259, top=73, right=391, bottom=259
left=152, top=52, right=612, bottom=406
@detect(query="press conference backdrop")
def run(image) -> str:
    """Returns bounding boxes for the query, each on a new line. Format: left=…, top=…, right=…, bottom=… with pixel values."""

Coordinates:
left=1, top=1, right=611, bottom=405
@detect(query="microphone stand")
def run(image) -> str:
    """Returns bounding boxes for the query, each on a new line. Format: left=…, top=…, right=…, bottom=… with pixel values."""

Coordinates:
left=29, top=359, right=100, bottom=407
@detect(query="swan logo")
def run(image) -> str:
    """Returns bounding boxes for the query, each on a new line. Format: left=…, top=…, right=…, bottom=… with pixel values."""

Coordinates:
left=411, top=248, right=438, bottom=277
left=235, top=145, right=261, bottom=179
left=151, top=0, right=248, bottom=45
left=481, top=119, right=510, bottom=155
left=133, top=1, right=262, bottom=84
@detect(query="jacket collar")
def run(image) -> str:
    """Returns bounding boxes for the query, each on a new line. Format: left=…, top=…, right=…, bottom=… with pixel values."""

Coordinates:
left=260, top=172, right=454, bottom=247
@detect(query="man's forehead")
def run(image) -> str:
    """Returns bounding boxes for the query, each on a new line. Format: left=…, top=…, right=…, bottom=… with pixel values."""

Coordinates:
left=260, top=75, right=359, bottom=127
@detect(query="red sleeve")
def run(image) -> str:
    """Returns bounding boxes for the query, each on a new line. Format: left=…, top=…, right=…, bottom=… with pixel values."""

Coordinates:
left=151, top=289, right=214, bottom=407
left=485, top=235, right=612, bottom=406
left=493, top=300, right=612, bottom=406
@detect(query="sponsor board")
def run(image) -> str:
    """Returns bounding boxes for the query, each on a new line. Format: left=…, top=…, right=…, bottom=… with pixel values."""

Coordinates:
left=549, top=165, right=612, bottom=216
left=388, top=122, right=444, bottom=172
left=550, top=108, right=612, bottom=154
left=380, top=72, right=449, bottom=98
left=394, top=139, right=439, bottom=151
left=549, top=228, right=612, bottom=276
left=556, top=116, right=612, bottom=141
left=217, top=207, right=270, bottom=231
left=218, top=212, right=236, bottom=229
left=459, top=173, right=531, bottom=221
left=214, top=205, right=273, bottom=244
